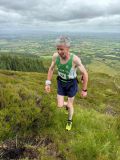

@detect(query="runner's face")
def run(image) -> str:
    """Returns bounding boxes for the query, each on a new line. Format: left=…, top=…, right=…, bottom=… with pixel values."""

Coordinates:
left=56, top=45, right=69, bottom=59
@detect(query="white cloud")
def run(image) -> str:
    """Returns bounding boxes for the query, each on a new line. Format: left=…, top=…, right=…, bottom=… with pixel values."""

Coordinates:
left=0, top=0, right=120, bottom=32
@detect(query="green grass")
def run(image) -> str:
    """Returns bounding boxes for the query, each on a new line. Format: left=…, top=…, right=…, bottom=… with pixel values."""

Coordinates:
left=87, top=60, right=120, bottom=76
left=0, top=69, right=120, bottom=160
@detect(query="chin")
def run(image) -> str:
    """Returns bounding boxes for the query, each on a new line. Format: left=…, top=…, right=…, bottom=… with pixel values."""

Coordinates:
left=60, top=54, right=65, bottom=58
left=61, top=55, right=66, bottom=59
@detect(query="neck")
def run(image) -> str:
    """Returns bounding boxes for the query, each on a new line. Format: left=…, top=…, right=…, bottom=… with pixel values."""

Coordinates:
left=62, top=52, right=70, bottom=60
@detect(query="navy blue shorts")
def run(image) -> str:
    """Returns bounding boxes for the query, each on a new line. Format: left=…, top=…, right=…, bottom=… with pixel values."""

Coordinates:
left=57, top=76, right=78, bottom=97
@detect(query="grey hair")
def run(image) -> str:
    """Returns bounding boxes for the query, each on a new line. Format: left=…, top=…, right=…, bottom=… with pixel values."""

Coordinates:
left=55, top=36, right=71, bottom=47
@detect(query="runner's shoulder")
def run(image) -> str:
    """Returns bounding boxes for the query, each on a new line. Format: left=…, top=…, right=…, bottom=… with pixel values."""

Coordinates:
left=73, top=54, right=81, bottom=64
left=52, top=52, right=59, bottom=61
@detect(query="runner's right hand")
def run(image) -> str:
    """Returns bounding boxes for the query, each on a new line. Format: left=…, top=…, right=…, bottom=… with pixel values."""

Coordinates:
left=45, top=85, right=51, bottom=93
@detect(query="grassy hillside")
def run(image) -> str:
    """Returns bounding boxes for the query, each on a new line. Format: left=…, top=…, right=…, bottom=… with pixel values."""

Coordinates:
left=0, top=69, right=120, bottom=160
left=87, top=59, right=120, bottom=76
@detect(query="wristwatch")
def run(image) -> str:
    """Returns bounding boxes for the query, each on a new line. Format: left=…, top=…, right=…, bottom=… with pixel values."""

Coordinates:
left=82, top=89, right=87, bottom=92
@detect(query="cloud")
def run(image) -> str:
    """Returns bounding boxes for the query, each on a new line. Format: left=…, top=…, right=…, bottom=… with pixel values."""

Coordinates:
left=0, top=8, right=22, bottom=23
left=108, top=0, right=120, bottom=15
left=0, top=0, right=120, bottom=31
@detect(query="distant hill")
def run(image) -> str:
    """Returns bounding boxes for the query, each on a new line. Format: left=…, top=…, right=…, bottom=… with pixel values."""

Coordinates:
left=0, top=69, right=120, bottom=160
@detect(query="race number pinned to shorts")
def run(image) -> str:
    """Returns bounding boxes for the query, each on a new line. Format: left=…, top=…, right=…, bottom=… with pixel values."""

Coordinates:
left=58, top=71, right=67, bottom=79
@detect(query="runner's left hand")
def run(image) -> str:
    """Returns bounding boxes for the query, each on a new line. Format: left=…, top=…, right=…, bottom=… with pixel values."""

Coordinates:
left=81, top=90, right=87, bottom=97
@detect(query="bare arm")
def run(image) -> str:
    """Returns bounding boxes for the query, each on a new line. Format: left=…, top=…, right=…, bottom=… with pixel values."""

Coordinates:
left=74, top=55, right=88, bottom=90
left=47, top=53, right=58, bottom=81
left=45, top=53, right=58, bottom=93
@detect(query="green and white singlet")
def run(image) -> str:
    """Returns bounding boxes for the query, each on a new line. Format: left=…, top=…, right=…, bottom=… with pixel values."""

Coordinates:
left=56, top=53, right=77, bottom=81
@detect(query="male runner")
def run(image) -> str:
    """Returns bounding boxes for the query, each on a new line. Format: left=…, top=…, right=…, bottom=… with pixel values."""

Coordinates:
left=45, top=36, right=88, bottom=131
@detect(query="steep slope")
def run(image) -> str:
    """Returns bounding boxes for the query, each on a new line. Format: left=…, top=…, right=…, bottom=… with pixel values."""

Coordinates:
left=0, top=69, right=120, bottom=160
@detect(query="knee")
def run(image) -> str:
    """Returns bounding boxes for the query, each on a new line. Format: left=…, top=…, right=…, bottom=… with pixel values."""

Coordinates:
left=67, top=103, right=73, bottom=108
left=57, top=103, right=64, bottom=108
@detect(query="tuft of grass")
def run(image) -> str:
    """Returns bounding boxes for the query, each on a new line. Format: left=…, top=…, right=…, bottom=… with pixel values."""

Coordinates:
left=0, top=69, right=120, bottom=160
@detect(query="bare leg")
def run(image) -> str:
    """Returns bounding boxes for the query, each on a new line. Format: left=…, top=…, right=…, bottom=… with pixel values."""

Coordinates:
left=67, top=97, right=75, bottom=120
left=57, top=94, right=64, bottom=108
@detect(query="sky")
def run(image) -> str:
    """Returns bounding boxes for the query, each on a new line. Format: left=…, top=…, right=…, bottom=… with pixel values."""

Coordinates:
left=0, top=0, right=120, bottom=32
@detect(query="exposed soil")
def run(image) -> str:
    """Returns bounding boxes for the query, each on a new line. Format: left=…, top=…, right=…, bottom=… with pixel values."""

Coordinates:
left=0, top=136, right=64, bottom=160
